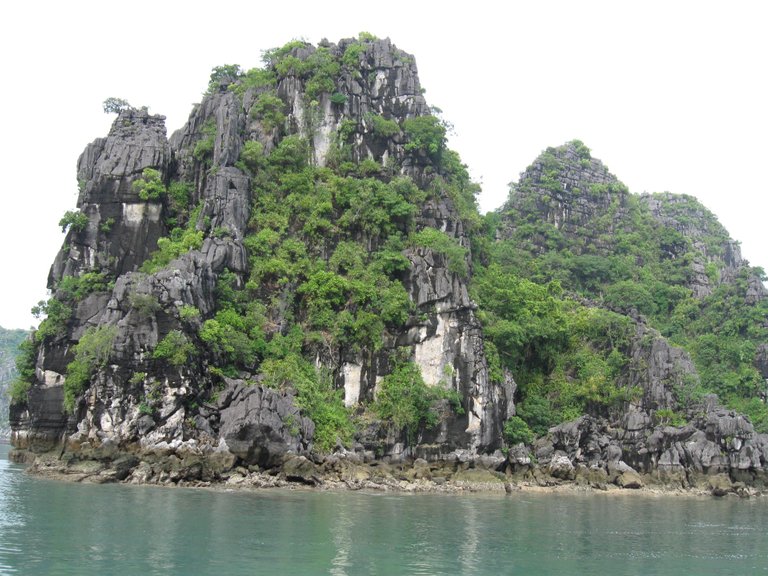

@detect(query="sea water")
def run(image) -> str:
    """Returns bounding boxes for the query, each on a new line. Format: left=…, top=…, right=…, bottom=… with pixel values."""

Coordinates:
left=1, top=443, right=767, bottom=575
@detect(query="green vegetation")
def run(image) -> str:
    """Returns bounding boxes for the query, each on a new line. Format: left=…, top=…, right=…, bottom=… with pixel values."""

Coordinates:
left=178, top=305, right=201, bottom=322
left=99, top=217, right=115, bottom=233
left=250, top=92, right=285, bottom=131
left=55, top=272, right=113, bottom=301
left=140, top=203, right=204, bottom=273
left=31, top=298, right=72, bottom=342
left=129, top=292, right=160, bottom=318
left=30, top=272, right=113, bottom=345
left=206, top=64, right=242, bottom=94
left=483, top=142, right=768, bottom=434
left=342, top=41, right=367, bottom=68
left=369, top=353, right=465, bottom=442
left=132, top=168, right=165, bottom=201
left=654, top=408, right=687, bottom=427
left=153, top=330, right=194, bottom=367
left=157, top=50, right=488, bottom=450
left=64, top=325, right=117, bottom=411
left=237, top=144, right=427, bottom=361
left=31, top=44, right=766, bottom=461
left=237, top=141, right=265, bottom=175
left=330, top=93, right=347, bottom=105
left=261, top=41, right=342, bottom=101
left=277, top=358, right=353, bottom=451
left=303, top=48, right=340, bottom=101
left=373, top=357, right=438, bottom=441
left=166, top=181, right=193, bottom=228
left=4, top=331, right=34, bottom=404
left=503, top=416, right=535, bottom=446
left=474, top=263, right=636, bottom=429
left=59, top=210, right=89, bottom=233
left=28, top=279, right=109, bottom=356
left=102, top=97, right=131, bottom=114
left=232, top=67, right=276, bottom=98
left=19, top=44, right=767, bottom=464
left=357, top=32, right=377, bottom=42
left=193, top=120, right=217, bottom=162
left=140, top=227, right=204, bottom=273
left=404, top=115, right=446, bottom=160
left=199, top=306, right=264, bottom=370
left=411, top=228, right=468, bottom=276
left=366, top=113, right=400, bottom=138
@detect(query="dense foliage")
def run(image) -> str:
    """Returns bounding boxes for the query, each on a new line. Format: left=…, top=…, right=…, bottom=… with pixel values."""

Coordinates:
left=474, top=264, right=636, bottom=431
left=1, top=328, right=30, bottom=434
left=137, top=37, right=479, bottom=450
left=484, top=142, right=768, bottom=433
left=64, top=325, right=117, bottom=411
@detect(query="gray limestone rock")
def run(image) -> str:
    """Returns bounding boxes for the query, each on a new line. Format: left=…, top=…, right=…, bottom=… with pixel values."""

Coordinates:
left=217, top=380, right=314, bottom=467
left=52, top=108, right=171, bottom=283
left=618, top=321, right=698, bottom=414
left=548, top=453, right=575, bottom=480
left=498, top=141, right=630, bottom=256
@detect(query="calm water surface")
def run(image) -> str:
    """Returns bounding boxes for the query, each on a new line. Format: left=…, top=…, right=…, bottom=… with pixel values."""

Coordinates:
left=1, top=443, right=767, bottom=575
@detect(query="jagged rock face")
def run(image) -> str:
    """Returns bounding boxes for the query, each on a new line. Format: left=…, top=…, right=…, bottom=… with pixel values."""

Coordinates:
left=530, top=398, right=768, bottom=490
left=520, top=310, right=768, bottom=488
left=216, top=380, right=314, bottom=467
left=618, top=319, right=698, bottom=414
left=493, top=140, right=768, bottom=486
left=499, top=142, right=767, bottom=304
left=498, top=141, right=632, bottom=255
left=640, top=192, right=750, bottom=298
left=51, top=108, right=171, bottom=283
left=278, top=38, right=428, bottom=170
left=12, top=37, right=504, bottom=472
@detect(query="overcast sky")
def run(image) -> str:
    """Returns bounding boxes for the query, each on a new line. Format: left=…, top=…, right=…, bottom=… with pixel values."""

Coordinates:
left=0, top=1, right=765, bottom=329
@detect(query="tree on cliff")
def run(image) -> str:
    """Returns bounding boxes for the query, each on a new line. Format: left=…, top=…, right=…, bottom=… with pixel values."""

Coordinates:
left=102, top=97, right=131, bottom=114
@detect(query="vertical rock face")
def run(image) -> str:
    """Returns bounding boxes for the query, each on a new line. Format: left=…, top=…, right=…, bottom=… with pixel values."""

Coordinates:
left=51, top=108, right=171, bottom=282
left=11, top=37, right=505, bottom=477
left=618, top=319, right=698, bottom=413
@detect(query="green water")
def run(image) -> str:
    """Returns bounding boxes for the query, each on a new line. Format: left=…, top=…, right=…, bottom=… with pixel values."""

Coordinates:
left=1, top=444, right=767, bottom=575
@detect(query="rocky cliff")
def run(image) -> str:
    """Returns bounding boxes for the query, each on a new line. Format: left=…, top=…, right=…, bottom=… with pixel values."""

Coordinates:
left=499, top=141, right=766, bottom=302
left=10, top=36, right=506, bottom=483
left=9, top=43, right=768, bottom=495
left=490, top=141, right=768, bottom=493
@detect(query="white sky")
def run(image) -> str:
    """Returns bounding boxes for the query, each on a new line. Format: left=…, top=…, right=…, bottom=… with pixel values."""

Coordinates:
left=0, top=0, right=765, bottom=329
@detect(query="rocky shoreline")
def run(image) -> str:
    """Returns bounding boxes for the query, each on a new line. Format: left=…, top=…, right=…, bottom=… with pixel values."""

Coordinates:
left=9, top=387, right=768, bottom=500
left=9, top=446, right=762, bottom=499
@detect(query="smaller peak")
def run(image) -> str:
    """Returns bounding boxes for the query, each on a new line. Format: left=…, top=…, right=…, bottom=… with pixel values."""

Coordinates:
left=519, top=140, right=623, bottom=192
left=563, top=139, right=592, bottom=160
left=537, top=140, right=593, bottom=163
left=338, top=32, right=381, bottom=47
left=108, top=107, right=166, bottom=138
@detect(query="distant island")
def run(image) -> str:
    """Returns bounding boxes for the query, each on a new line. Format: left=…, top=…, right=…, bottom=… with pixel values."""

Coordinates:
left=1, top=327, right=28, bottom=441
